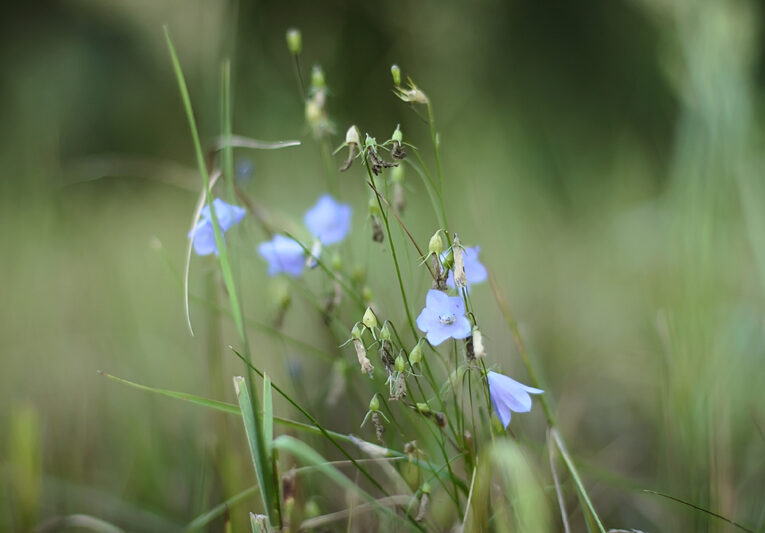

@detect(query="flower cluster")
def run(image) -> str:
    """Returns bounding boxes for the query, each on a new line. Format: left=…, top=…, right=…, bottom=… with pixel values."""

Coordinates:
left=188, top=198, right=246, bottom=256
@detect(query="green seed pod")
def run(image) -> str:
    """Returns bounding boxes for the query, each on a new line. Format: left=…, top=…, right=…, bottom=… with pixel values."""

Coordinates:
left=416, top=402, right=431, bottom=414
left=394, top=354, right=406, bottom=373
left=391, top=64, right=401, bottom=86
left=351, top=322, right=363, bottom=339
left=428, top=230, right=444, bottom=256
left=369, top=394, right=380, bottom=412
left=409, top=340, right=424, bottom=365
left=380, top=321, right=392, bottom=341
left=442, top=249, right=454, bottom=270
left=362, top=307, right=378, bottom=330
left=286, top=28, right=302, bottom=55
left=392, top=125, right=403, bottom=143
left=421, top=482, right=431, bottom=495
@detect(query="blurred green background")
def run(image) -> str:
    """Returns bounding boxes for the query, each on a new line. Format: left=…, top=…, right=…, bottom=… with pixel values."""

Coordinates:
left=2, top=0, right=765, bottom=531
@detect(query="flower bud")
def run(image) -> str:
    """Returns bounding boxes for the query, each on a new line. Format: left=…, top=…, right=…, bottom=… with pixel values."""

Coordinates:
left=391, top=64, right=401, bottom=86
left=416, top=402, right=431, bottom=414
left=311, top=64, right=325, bottom=89
left=408, top=340, right=424, bottom=365
left=351, top=322, right=363, bottom=339
left=428, top=230, right=444, bottom=256
left=369, top=394, right=380, bottom=412
left=345, top=125, right=360, bottom=146
left=421, top=482, right=431, bottom=495
left=472, top=326, right=486, bottom=359
left=380, top=321, right=392, bottom=341
left=362, top=307, right=377, bottom=330
left=394, top=354, right=406, bottom=373
left=305, top=99, right=322, bottom=125
left=286, top=28, right=302, bottom=55
left=392, top=125, right=403, bottom=143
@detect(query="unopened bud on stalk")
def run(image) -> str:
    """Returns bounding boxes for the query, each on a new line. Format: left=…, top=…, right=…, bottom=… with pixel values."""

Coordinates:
left=442, top=249, right=454, bottom=270
left=453, top=235, right=467, bottom=289
left=362, top=307, right=377, bottom=330
left=369, top=394, right=380, bottom=412
left=311, top=65, right=325, bottom=89
left=286, top=28, right=302, bottom=55
left=351, top=322, right=363, bottom=339
left=472, top=326, right=486, bottom=359
left=416, top=402, right=431, bottom=414
left=391, top=64, right=401, bottom=86
left=428, top=230, right=444, bottom=256
left=345, top=125, right=360, bottom=146
left=394, top=354, right=406, bottom=373
left=408, top=340, right=424, bottom=365
left=380, top=322, right=392, bottom=341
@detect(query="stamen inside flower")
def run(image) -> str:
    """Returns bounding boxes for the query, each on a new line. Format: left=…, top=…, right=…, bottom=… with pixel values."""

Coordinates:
left=439, top=314, right=456, bottom=325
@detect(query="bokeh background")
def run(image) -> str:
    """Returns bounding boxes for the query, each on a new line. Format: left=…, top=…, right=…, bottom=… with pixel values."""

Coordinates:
left=2, top=0, right=765, bottom=531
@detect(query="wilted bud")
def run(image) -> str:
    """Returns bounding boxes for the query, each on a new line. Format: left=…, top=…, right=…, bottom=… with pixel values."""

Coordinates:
left=353, top=338, right=374, bottom=376
left=351, top=322, right=363, bottom=339
left=408, top=340, right=424, bottom=365
left=380, top=321, right=392, bottom=341
left=369, top=394, right=380, bottom=412
left=472, top=326, right=486, bottom=359
left=428, top=230, right=444, bottom=256
left=362, top=307, right=377, bottom=330
left=345, top=125, right=360, bottom=146
left=394, top=81, right=429, bottom=105
left=394, top=354, right=406, bottom=373
left=286, top=28, right=302, bottom=55
left=453, top=235, right=467, bottom=289
left=311, top=64, right=325, bottom=89
left=391, top=64, right=401, bottom=86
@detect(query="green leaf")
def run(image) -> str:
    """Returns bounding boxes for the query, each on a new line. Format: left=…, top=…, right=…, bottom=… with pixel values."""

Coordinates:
left=263, top=374, right=273, bottom=456
left=234, top=376, right=274, bottom=524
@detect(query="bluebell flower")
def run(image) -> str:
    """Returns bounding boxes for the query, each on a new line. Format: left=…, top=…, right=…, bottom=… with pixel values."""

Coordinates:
left=415, top=289, right=472, bottom=346
left=200, top=198, right=246, bottom=232
left=446, top=246, right=487, bottom=289
left=188, top=198, right=246, bottom=256
left=258, top=235, right=305, bottom=277
left=304, top=195, right=352, bottom=245
left=487, top=371, right=543, bottom=428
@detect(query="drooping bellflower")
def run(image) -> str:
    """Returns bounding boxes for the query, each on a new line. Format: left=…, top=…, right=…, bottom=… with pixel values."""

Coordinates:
left=304, top=194, right=352, bottom=245
left=258, top=235, right=306, bottom=277
left=188, top=198, right=246, bottom=256
left=415, top=289, right=472, bottom=346
left=487, top=371, right=543, bottom=428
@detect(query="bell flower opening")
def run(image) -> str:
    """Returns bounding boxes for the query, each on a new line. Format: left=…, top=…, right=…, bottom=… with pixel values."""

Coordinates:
left=415, top=289, right=472, bottom=346
left=304, top=194, right=352, bottom=245
left=258, top=235, right=306, bottom=277
left=487, top=371, right=543, bottom=428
